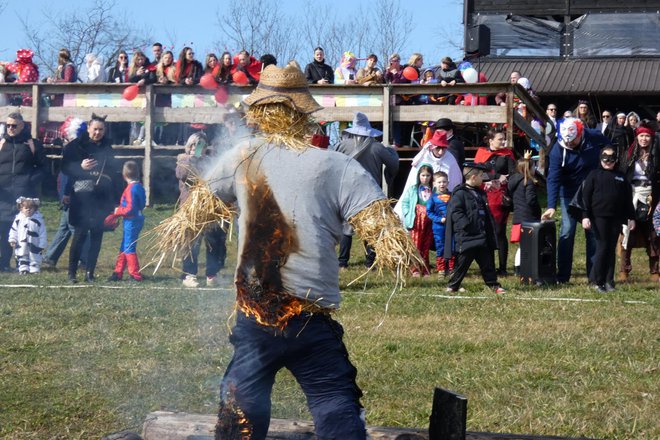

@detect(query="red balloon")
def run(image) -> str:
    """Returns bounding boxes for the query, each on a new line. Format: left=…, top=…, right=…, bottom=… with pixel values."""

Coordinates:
left=214, top=86, right=228, bottom=104
left=402, top=66, right=418, bottom=81
left=232, top=70, right=249, bottom=85
left=200, top=73, right=218, bottom=90
left=122, top=84, right=139, bottom=101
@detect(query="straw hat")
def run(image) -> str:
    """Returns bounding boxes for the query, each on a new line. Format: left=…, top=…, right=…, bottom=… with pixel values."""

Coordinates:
left=243, top=61, right=322, bottom=114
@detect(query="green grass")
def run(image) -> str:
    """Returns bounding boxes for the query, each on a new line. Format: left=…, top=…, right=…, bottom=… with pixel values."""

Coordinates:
left=0, top=202, right=658, bottom=439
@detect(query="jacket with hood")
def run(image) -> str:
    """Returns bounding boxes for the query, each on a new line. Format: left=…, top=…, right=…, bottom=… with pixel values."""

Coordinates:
left=0, top=128, right=46, bottom=222
left=546, top=128, right=611, bottom=209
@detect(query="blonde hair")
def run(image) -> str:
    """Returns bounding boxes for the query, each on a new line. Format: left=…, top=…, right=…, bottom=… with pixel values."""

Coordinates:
left=407, top=53, right=423, bottom=66
left=156, top=51, right=175, bottom=83
left=129, top=51, right=147, bottom=78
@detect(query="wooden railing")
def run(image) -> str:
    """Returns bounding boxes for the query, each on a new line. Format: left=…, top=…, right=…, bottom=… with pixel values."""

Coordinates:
left=0, top=82, right=550, bottom=204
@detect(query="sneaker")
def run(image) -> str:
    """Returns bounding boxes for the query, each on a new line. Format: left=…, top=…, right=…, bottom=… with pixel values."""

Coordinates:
left=19, top=270, right=28, bottom=275
left=605, top=283, right=616, bottom=292
left=494, top=286, right=507, bottom=294
left=206, top=276, right=218, bottom=287
left=445, top=287, right=466, bottom=293
left=182, top=275, right=199, bottom=288
left=594, top=285, right=607, bottom=293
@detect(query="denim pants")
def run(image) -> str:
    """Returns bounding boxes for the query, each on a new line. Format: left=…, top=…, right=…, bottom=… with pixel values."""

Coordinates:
left=338, top=235, right=375, bottom=268
left=558, top=196, right=596, bottom=282
left=217, top=312, right=366, bottom=440
left=182, top=225, right=227, bottom=277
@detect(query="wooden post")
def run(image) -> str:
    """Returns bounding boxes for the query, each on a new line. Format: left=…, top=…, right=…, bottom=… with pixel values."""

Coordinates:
left=143, top=85, right=154, bottom=206
left=428, top=387, right=467, bottom=440
left=382, top=86, right=391, bottom=196
left=506, top=85, right=514, bottom=148
left=30, top=84, right=40, bottom=139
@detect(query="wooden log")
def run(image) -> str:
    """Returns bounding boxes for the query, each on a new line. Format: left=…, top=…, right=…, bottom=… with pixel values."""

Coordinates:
left=141, top=411, right=596, bottom=440
left=141, top=411, right=427, bottom=440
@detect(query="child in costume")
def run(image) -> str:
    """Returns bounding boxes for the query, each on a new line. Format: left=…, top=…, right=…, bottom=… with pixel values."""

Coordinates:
left=9, top=197, right=47, bottom=274
left=581, top=147, right=635, bottom=292
left=108, top=161, right=146, bottom=281
left=334, top=51, right=358, bottom=84
left=444, top=163, right=505, bottom=293
left=426, top=171, right=453, bottom=276
left=401, top=164, right=434, bottom=275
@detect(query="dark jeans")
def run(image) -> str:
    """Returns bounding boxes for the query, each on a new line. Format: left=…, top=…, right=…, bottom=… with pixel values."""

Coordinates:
left=0, top=220, right=13, bottom=269
left=44, top=208, right=89, bottom=265
left=68, top=227, right=103, bottom=277
left=338, top=235, right=375, bottom=268
left=591, top=217, right=620, bottom=286
left=217, top=312, right=366, bottom=440
left=182, top=226, right=227, bottom=277
left=447, top=246, right=500, bottom=291
left=558, top=196, right=596, bottom=282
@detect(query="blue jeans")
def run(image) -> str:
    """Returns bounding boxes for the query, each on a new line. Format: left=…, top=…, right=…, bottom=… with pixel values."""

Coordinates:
left=182, top=225, right=227, bottom=277
left=558, top=196, right=596, bottom=282
left=217, top=312, right=366, bottom=440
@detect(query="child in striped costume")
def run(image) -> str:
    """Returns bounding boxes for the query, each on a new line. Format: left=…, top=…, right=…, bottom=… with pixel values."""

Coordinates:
left=9, top=197, right=47, bottom=274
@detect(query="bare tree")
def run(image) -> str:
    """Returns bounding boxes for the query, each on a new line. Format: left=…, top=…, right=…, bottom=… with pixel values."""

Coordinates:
left=19, top=0, right=152, bottom=77
left=370, top=0, right=412, bottom=66
left=216, top=0, right=301, bottom=63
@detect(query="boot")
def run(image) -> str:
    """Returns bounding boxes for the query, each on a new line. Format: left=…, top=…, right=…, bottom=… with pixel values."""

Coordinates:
left=125, top=253, right=143, bottom=281
left=84, top=271, right=94, bottom=282
left=112, top=252, right=127, bottom=280
left=436, top=257, right=445, bottom=275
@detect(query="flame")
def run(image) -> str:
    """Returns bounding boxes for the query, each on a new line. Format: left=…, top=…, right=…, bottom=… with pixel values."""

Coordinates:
left=216, top=388, right=253, bottom=439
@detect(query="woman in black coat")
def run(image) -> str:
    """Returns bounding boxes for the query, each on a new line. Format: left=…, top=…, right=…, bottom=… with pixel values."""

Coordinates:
left=62, top=114, right=119, bottom=283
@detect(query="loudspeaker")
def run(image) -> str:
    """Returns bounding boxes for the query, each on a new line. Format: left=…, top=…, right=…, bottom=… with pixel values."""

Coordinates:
left=465, top=25, right=491, bottom=56
left=520, top=220, right=557, bottom=285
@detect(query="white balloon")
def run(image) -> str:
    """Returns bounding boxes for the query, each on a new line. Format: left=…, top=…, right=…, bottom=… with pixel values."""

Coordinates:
left=462, top=67, right=479, bottom=84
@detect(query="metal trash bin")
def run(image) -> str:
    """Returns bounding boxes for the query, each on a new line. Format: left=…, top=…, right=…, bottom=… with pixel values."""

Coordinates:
left=520, top=220, right=556, bottom=285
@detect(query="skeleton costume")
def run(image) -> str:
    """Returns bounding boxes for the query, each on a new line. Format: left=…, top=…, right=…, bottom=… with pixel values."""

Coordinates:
left=9, top=198, right=47, bottom=273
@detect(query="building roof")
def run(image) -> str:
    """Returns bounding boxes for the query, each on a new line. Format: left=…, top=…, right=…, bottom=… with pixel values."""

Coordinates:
left=477, top=57, right=660, bottom=95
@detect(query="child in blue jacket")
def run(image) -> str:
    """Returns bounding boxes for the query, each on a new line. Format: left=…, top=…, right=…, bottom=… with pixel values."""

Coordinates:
left=426, top=171, right=453, bottom=276
left=108, top=160, right=146, bottom=281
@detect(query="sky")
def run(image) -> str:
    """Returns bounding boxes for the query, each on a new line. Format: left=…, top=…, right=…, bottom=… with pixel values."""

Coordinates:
left=0, top=0, right=464, bottom=70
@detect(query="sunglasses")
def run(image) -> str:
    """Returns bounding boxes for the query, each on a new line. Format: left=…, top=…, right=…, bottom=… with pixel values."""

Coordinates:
left=6, top=124, right=18, bottom=128
left=602, top=115, right=611, bottom=118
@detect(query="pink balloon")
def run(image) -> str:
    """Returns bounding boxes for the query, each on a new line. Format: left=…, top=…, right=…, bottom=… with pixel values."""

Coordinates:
left=200, top=73, right=218, bottom=90
left=402, top=66, right=418, bottom=81
left=122, top=84, right=139, bottom=101
left=232, top=70, right=249, bottom=85
left=214, top=87, right=228, bottom=104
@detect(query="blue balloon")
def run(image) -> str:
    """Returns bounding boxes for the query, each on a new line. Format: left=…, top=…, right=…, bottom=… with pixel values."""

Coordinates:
left=458, top=61, right=472, bottom=71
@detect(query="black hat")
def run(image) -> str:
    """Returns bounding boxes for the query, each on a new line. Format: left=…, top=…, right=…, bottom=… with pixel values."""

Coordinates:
left=462, top=161, right=492, bottom=181
left=434, top=118, right=454, bottom=130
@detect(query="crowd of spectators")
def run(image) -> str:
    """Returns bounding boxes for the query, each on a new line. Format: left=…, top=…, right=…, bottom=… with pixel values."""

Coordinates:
left=0, top=43, right=658, bottom=290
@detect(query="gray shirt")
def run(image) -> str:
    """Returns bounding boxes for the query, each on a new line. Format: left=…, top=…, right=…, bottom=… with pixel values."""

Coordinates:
left=331, top=136, right=399, bottom=187
left=206, top=140, right=385, bottom=308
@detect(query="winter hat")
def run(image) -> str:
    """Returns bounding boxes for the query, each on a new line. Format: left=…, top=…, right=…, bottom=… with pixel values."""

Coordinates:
left=517, top=77, right=531, bottom=90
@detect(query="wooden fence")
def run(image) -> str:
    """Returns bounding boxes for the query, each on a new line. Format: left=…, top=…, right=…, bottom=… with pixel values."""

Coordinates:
left=0, top=82, right=549, bottom=205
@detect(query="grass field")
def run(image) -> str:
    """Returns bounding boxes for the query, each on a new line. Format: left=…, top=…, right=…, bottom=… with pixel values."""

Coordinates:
left=0, top=202, right=658, bottom=440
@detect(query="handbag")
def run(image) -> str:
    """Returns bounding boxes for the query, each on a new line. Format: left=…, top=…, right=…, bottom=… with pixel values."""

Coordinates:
left=567, top=181, right=586, bottom=219
left=73, top=157, right=108, bottom=193
left=635, top=200, right=651, bottom=223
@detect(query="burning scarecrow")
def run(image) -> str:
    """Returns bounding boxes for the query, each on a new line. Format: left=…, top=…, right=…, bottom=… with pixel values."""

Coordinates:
left=152, top=61, right=420, bottom=440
